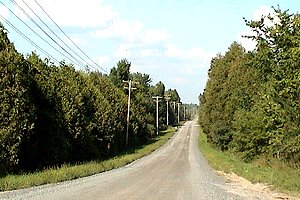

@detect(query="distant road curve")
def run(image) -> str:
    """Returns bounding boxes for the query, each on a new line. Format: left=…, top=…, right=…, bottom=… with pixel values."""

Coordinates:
left=0, top=121, right=281, bottom=200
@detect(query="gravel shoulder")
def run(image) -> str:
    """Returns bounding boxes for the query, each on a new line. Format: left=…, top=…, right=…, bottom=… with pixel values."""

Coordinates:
left=1, top=121, right=297, bottom=200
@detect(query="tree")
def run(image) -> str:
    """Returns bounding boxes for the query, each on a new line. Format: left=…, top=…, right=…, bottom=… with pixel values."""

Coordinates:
left=19, top=53, right=70, bottom=170
left=238, top=7, right=300, bottom=162
left=109, top=59, right=130, bottom=87
left=200, top=7, right=300, bottom=165
left=130, top=72, right=155, bottom=140
left=199, top=42, right=251, bottom=150
left=165, top=89, right=180, bottom=126
left=0, top=21, right=182, bottom=174
left=150, top=82, right=167, bottom=129
left=0, top=24, right=35, bottom=172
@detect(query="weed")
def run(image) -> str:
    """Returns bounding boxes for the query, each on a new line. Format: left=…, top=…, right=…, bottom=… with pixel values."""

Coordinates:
left=198, top=130, right=300, bottom=197
left=0, top=127, right=175, bottom=192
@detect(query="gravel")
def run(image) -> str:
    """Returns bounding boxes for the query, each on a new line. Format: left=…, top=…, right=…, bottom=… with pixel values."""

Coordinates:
left=0, top=121, right=290, bottom=200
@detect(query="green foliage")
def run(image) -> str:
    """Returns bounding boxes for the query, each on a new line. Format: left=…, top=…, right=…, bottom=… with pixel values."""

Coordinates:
left=130, top=72, right=155, bottom=140
left=0, top=24, right=35, bottom=173
left=199, top=130, right=300, bottom=196
left=165, top=89, right=182, bottom=125
left=182, top=103, right=198, bottom=121
left=199, top=42, right=251, bottom=150
left=153, top=82, right=167, bottom=128
left=0, top=127, right=175, bottom=192
left=0, top=22, right=183, bottom=174
left=109, top=58, right=130, bottom=87
left=166, top=89, right=181, bottom=102
left=199, top=7, right=300, bottom=166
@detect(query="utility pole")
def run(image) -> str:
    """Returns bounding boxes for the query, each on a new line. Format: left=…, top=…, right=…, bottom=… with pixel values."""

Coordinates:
left=123, top=80, right=137, bottom=148
left=171, top=101, right=177, bottom=124
left=152, top=96, right=162, bottom=135
left=172, top=101, right=176, bottom=111
left=164, top=95, right=171, bottom=126
left=183, top=106, right=186, bottom=121
left=177, top=102, right=181, bottom=124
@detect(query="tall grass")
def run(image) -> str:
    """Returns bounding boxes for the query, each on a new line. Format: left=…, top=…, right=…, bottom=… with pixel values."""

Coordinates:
left=198, top=129, right=300, bottom=197
left=0, top=127, right=175, bottom=192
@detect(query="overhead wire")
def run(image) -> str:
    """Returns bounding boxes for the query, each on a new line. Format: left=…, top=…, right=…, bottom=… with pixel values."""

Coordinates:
left=33, top=0, right=107, bottom=73
left=0, top=1, right=78, bottom=66
left=19, top=0, right=95, bottom=71
left=0, top=13, right=60, bottom=64
left=1, top=0, right=107, bottom=72
left=9, top=0, right=87, bottom=68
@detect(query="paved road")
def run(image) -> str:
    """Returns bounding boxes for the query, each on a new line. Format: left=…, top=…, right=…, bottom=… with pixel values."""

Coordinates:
left=1, top=121, right=276, bottom=200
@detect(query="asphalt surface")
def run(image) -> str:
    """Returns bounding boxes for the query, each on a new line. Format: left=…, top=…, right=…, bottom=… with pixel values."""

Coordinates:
left=0, top=121, right=275, bottom=200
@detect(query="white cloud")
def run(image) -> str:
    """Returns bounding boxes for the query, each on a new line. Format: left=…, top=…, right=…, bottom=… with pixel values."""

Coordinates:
left=91, top=19, right=143, bottom=42
left=165, top=44, right=183, bottom=57
left=143, top=29, right=169, bottom=44
left=252, top=6, right=274, bottom=21
left=0, top=5, right=9, bottom=21
left=185, top=47, right=214, bottom=62
left=253, top=5, right=279, bottom=27
left=62, top=34, right=89, bottom=49
left=237, top=5, right=278, bottom=51
left=97, top=55, right=110, bottom=66
left=91, top=19, right=170, bottom=47
left=84, top=3, right=171, bottom=63
left=114, top=44, right=132, bottom=58
left=93, top=20, right=171, bottom=61
left=170, top=76, right=187, bottom=86
left=140, top=48, right=159, bottom=57
left=185, top=48, right=203, bottom=58
left=165, top=44, right=213, bottom=62
left=13, top=0, right=116, bottom=27
left=237, top=30, right=256, bottom=51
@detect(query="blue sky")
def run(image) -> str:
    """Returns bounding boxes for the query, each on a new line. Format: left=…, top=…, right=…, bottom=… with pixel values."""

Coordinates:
left=0, top=0, right=298, bottom=103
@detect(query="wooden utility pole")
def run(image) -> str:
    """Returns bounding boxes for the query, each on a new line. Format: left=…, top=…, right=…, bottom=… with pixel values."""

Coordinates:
left=123, top=80, right=137, bottom=148
left=164, top=95, right=171, bottom=126
left=177, top=102, right=181, bottom=124
left=172, top=101, right=176, bottom=111
left=152, top=96, right=162, bottom=135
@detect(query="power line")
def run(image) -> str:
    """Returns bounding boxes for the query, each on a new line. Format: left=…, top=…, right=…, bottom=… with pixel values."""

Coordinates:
left=9, top=0, right=85, bottom=68
left=2, top=0, right=107, bottom=72
left=0, top=13, right=60, bottom=64
left=10, top=0, right=87, bottom=68
left=19, top=0, right=95, bottom=71
left=33, top=0, right=107, bottom=73
left=0, top=1, right=76, bottom=66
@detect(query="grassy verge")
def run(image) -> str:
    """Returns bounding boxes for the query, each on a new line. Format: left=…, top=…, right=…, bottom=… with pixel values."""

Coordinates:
left=0, top=127, right=175, bottom=192
left=198, top=129, right=300, bottom=197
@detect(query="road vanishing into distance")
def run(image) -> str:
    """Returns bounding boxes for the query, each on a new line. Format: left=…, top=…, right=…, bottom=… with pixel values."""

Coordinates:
left=0, top=121, right=284, bottom=200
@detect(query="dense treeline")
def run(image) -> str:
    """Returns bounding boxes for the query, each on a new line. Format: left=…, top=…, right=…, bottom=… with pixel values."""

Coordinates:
left=199, top=7, right=300, bottom=165
left=0, top=23, right=183, bottom=174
